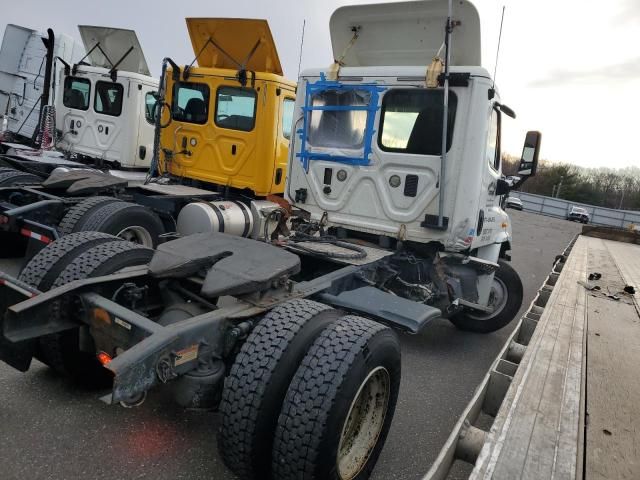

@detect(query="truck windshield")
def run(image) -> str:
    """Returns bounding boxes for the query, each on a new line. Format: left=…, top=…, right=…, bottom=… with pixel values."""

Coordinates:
left=94, top=81, right=124, bottom=117
left=282, top=98, right=295, bottom=140
left=215, top=86, right=257, bottom=132
left=307, top=89, right=370, bottom=149
left=172, top=82, right=210, bottom=124
left=379, top=89, right=457, bottom=155
left=63, top=77, right=91, bottom=111
left=145, top=92, right=157, bottom=124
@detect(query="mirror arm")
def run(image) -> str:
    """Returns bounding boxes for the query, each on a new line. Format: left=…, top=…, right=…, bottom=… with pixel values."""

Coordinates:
left=512, top=176, right=529, bottom=190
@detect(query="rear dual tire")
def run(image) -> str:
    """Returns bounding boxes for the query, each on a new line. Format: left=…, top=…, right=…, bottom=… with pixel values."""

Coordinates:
left=18, top=233, right=153, bottom=385
left=219, top=300, right=401, bottom=480
left=58, top=198, right=164, bottom=248
left=272, top=316, right=401, bottom=480
left=0, top=170, right=41, bottom=186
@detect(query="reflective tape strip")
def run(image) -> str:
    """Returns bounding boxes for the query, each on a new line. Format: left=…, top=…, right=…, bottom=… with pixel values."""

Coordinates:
left=20, top=228, right=52, bottom=244
left=0, top=278, right=36, bottom=297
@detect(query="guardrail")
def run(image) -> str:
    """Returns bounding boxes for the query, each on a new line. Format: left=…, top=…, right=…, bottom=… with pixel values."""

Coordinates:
left=510, top=191, right=640, bottom=228
left=423, top=235, right=579, bottom=480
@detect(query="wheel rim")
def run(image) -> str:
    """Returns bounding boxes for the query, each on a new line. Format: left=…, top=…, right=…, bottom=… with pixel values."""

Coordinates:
left=467, top=276, right=508, bottom=321
left=337, top=366, right=391, bottom=480
left=116, top=226, right=153, bottom=247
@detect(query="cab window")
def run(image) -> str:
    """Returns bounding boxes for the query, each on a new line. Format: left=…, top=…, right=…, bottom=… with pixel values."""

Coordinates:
left=486, top=109, right=501, bottom=171
left=215, top=86, right=257, bottom=132
left=63, top=77, right=90, bottom=111
left=94, top=81, right=124, bottom=116
left=379, top=89, right=457, bottom=154
left=172, top=82, right=209, bottom=124
left=308, top=89, right=370, bottom=149
left=145, top=92, right=157, bottom=124
left=282, top=98, right=295, bottom=140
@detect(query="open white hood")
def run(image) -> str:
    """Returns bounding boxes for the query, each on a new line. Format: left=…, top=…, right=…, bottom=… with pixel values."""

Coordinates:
left=78, top=26, right=150, bottom=75
left=330, top=0, right=481, bottom=67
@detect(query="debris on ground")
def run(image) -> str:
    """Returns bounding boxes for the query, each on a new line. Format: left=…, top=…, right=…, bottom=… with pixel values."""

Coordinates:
left=578, top=280, right=600, bottom=291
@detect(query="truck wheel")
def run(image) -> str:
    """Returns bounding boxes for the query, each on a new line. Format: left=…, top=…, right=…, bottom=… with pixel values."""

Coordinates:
left=18, top=232, right=124, bottom=368
left=69, top=200, right=165, bottom=248
left=18, top=231, right=123, bottom=289
left=57, top=197, right=120, bottom=235
left=0, top=170, right=41, bottom=186
left=218, top=299, right=342, bottom=480
left=449, top=260, right=523, bottom=333
left=272, top=315, right=401, bottom=480
left=37, top=240, right=153, bottom=385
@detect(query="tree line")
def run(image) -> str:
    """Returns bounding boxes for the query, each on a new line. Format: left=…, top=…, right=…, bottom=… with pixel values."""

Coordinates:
left=503, top=155, right=640, bottom=211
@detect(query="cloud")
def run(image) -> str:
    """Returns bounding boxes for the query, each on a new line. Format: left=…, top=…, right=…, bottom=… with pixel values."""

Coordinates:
left=613, top=0, right=640, bottom=25
left=528, top=56, right=640, bottom=87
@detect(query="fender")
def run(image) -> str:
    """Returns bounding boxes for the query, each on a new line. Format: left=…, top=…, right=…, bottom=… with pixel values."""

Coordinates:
left=495, top=230, right=512, bottom=261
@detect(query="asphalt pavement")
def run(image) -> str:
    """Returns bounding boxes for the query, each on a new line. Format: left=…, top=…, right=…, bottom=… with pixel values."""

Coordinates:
left=0, top=210, right=582, bottom=480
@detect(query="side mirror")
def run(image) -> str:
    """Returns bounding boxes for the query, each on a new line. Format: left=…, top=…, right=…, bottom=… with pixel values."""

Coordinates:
left=518, top=131, right=541, bottom=177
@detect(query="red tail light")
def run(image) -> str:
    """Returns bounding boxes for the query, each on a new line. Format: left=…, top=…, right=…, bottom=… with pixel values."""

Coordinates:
left=97, top=351, right=112, bottom=366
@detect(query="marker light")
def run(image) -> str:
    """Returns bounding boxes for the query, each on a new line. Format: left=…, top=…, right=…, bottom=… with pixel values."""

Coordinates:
left=97, top=351, right=112, bottom=366
left=92, top=308, right=111, bottom=325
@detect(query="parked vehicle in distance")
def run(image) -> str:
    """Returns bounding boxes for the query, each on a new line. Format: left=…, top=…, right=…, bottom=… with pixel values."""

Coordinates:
left=505, top=175, right=521, bottom=187
left=567, top=206, right=590, bottom=223
left=505, top=196, right=523, bottom=210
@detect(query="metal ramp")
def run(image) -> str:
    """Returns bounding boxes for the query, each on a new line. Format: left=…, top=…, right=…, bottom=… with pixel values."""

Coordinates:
left=424, top=227, right=640, bottom=479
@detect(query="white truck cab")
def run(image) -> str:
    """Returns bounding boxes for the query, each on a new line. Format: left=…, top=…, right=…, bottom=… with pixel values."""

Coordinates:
left=287, top=0, right=541, bottom=332
left=0, top=25, right=83, bottom=142
left=54, top=26, right=158, bottom=169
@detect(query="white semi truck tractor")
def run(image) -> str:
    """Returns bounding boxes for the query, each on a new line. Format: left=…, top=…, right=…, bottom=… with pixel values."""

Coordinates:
left=285, top=0, right=541, bottom=332
left=0, top=24, right=83, bottom=144
left=0, top=25, right=158, bottom=186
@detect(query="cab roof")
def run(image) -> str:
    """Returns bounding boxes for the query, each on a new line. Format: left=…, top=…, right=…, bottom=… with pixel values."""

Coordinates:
left=330, top=0, right=481, bottom=67
left=78, top=26, right=151, bottom=76
left=186, top=18, right=283, bottom=75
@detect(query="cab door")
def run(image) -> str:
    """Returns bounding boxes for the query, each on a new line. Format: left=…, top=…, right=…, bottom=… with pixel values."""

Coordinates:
left=163, top=80, right=213, bottom=177
left=474, top=107, right=503, bottom=247
left=135, top=85, right=157, bottom=168
left=210, top=83, right=260, bottom=189
left=271, top=94, right=296, bottom=194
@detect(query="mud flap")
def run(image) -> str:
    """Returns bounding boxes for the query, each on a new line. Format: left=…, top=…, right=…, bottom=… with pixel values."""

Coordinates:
left=0, top=275, right=39, bottom=371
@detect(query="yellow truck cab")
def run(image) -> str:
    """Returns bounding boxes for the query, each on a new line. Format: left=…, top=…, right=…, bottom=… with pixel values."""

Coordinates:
left=158, top=19, right=296, bottom=197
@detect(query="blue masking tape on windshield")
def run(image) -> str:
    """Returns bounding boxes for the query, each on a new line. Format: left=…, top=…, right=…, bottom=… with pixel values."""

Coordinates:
left=297, top=75, right=385, bottom=169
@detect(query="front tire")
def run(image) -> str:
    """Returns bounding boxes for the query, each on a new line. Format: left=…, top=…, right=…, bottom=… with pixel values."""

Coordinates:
left=272, top=316, right=401, bottom=480
left=449, top=260, right=523, bottom=333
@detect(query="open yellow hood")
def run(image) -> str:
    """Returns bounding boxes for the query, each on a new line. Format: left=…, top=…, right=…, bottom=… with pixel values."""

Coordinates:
left=185, top=18, right=283, bottom=75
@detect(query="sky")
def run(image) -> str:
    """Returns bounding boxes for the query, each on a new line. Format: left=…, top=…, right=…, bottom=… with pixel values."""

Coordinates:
left=2, top=0, right=639, bottom=169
